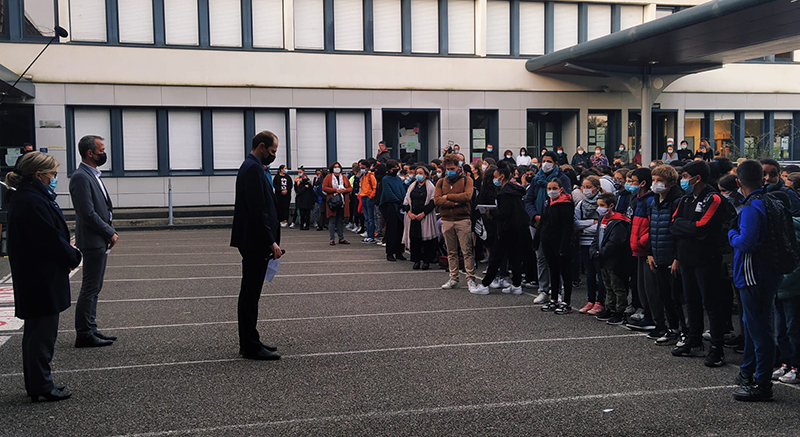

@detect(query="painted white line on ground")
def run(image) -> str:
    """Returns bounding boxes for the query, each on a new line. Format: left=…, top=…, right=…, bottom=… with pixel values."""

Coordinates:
left=104, top=259, right=383, bottom=268
left=0, top=336, right=10, bottom=349
left=117, top=241, right=362, bottom=249
left=71, top=287, right=445, bottom=304
left=0, top=308, right=24, bottom=331
left=109, top=384, right=738, bottom=437
left=0, top=333, right=643, bottom=377
left=0, top=273, right=12, bottom=284
left=107, top=249, right=383, bottom=257
left=70, top=270, right=441, bottom=283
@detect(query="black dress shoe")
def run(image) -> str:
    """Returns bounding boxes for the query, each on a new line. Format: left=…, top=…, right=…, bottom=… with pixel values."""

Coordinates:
left=94, top=331, right=117, bottom=341
left=395, top=254, right=407, bottom=261
left=31, top=387, right=71, bottom=403
left=75, top=334, right=113, bottom=348
left=260, top=343, right=278, bottom=352
left=413, top=261, right=421, bottom=270
left=241, top=348, right=281, bottom=361
left=421, top=262, right=430, bottom=270
left=386, top=254, right=396, bottom=262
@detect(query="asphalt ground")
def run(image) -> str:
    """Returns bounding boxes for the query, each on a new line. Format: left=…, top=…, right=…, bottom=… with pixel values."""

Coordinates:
left=0, top=228, right=798, bottom=437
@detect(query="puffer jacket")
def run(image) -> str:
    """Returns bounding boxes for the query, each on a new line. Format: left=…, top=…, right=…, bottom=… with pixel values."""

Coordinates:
left=647, top=186, right=682, bottom=266
left=574, top=197, right=600, bottom=246
left=630, top=191, right=655, bottom=257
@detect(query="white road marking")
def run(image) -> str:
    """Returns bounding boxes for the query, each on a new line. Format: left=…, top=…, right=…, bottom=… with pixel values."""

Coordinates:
left=0, top=308, right=24, bottom=331
left=104, top=259, right=382, bottom=268
left=70, top=270, right=441, bottom=283
left=0, top=336, right=9, bottom=349
left=109, top=384, right=738, bottom=437
left=117, top=241, right=357, bottom=249
left=107, top=249, right=382, bottom=257
left=0, top=333, right=643, bottom=377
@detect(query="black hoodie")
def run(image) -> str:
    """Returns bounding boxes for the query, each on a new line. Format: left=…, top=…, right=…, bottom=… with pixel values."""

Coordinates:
left=492, top=182, right=528, bottom=237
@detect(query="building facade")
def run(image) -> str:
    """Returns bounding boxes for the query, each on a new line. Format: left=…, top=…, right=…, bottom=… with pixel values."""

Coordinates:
left=0, top=0, right=798, bottom=209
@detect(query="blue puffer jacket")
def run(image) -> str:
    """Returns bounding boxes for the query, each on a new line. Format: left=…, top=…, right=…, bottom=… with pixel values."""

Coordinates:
left=646, top=186, right=682, bottom=266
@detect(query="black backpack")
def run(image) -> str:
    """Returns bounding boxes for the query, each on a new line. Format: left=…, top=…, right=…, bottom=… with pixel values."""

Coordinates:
left=703, top=191, right=737, bottom=255
left=747, top=191, right=800, bottom=275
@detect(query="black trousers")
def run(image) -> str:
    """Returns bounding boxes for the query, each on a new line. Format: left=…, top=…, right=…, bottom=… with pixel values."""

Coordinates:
left=681, top=259, right=726, bottom=347
left=22, top=314, right=59, bottom=396
left=276, top=196, right=291, bottom=222
left=299, top=208, right=311, bottom=229
left=238, top=249, right=269, bottom=353
left=75, top=247, right=108, bottom=336
left=410, top=237, right=437, bottom=263
left=381, top=203, right=403, bottom=256
left=482, top=231, right=523, bottom=287
left=654, top=263, right=687, bottom=332
left=543, top=243, right=573, bottom=304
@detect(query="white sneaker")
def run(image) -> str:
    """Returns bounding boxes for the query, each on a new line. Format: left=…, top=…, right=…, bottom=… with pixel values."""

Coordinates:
left=360, top=232, right=368, bottom=237
left=471, top=284, right=490, bottom=295
left=346, top=223, right=354, bottom=230
left=467, top=279, right=478, bottom=292
left=773, top=363, right=790, bottom=380
left=501, top=278, right=512, bottom=288
left=441, top=279, right=459, bottom=289
left=779, top=367, right=799, bottom=384
left=280, top=222, right=288, bottom=228
left=502, top=285, right=523, bottom=295
left=533, top=291, right=549, bottom=304
left=289, top=222, right=295, bottom=229
left=629, top=308, right=645, bottom=321
left=489, top=279, right=503, bottom=289
left=522, top=281, right=537, bottom=289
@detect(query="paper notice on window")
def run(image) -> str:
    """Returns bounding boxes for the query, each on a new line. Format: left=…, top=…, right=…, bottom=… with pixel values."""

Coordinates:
left=265, top=259, right=281, bottom=283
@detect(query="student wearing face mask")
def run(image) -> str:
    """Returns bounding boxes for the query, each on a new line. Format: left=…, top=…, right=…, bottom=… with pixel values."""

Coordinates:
left=614, top=144, right=629, bottom=165
left=401, top=167, right=438, bottom=270
left=633, top=146, right=643, bottom=167
left=533, top=179, right=575, bottom=313
left=274, top=165, right=293, bottom=228
left=294, top=167, right=315, bottom=230
left=516, top=148, right=532, bottom=166
left=625, top=168, right=657, bottom=331
left=590, top=147, right=609, bottom=167
left=571, top=147, right=592, bottom=173
left=379, top=160, right=407, bottom=261
left=590, top=193, right=633, bottom=325
left=7, top=152, right=83, bottom=402
left=662, top=139, right=678, bottom=163
left=501, top=150, right=516, bottom=167
left=761, top=158, right=800, bottom=217
left=323, top=161, right=354, bottom=246
left=555, top=147, right=568, bottom=166
left=677, top=140, right=693, bottom=161
left=574, top=176, right=606, bottom=315
left=435, top=155, right=478, bottom=290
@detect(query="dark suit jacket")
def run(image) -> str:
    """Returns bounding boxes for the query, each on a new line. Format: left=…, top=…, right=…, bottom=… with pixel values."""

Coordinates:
left=231, top=153, right=280, bottom=256
left=8, top=181, right=82, bottom=319
left=69, top=163, right=115, bottom=250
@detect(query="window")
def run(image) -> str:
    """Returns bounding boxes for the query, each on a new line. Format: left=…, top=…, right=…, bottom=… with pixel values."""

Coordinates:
left=122, top=110, right=158, bottom=171
left=336, top=112, right=366, bottom=165
left=775, top=52, right=794, bottom=62
left=519, top=1, right=544, bottom=55
left=714, top=112, right=734, bottom=152
left=411, top=0, right=438, bottom=54
left=486, top=1, right=510, bottom=55
left=165, top=0, right=199, bottom=45
left=168, top=110, right=203, bottom=170
left=253, top=0, right=284, bottom=48
left=119, top=0, right=155, bottom=44
left=24, top=0, right=56, bottom=37
left=655, top=6, right=675, bottom=19
left=775, top=113, right=793, bottom=159
left=552, top=2, right=577, bottom=51
left=296, top=111, right=328, bottom=168
left=69, top=0, right=107, bottom=42
left=373, top=0, right=401, bottom=52
left=73, top=108, right=112, bottom=171
left=619, top=5, right=643, bottom=30
left=294, top=0, right=324, bottom=49
left=212, top=111, right=245, bottom=170
left=255, top=111, right=288, bottom=167
left=586, top=4, right=610, bottom=41
left=448, top=0, right=475, bottom=54
left=209, top=0, right=242, bottom=47
left=684, top=112, right=704, bottom=151
left=334, top=0, right=364, bottom=51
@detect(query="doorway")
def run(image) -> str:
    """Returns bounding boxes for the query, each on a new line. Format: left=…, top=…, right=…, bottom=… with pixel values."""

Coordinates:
left=382, top=110, right=439, bottom=164
left=527, top=110, right=579, bottom=157
left=629, top=111, right=677, bottom=163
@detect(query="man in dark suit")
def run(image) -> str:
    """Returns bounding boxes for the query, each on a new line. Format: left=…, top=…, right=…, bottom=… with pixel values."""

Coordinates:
left=231, top=131, right=283, bottom=360
left=69, top=135, right=118, bottom=348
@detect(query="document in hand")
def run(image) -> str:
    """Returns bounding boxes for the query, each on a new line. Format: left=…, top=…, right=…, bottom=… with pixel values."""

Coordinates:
left=476, top=204, right=497, bottom=214
left=265, top=259, right=281, bottom=282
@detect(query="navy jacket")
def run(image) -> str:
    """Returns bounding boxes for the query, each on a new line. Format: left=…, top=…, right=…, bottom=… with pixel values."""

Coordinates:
left=766, top=178, right=800, bottom=217
left=590, top=212, right=632, bottom=272
left=231, top=153, right=280, bottom=255
left=647, top=186, right=682, bottom=266
left=8, top=181, right=82, bottom=319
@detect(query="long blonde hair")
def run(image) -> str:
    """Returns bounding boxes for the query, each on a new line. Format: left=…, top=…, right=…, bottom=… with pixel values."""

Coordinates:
left=5, top=152, right=59, bottom=189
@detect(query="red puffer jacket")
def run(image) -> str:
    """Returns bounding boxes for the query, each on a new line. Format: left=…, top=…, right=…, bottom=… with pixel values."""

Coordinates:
left=630, top=192, right=655, bottom=257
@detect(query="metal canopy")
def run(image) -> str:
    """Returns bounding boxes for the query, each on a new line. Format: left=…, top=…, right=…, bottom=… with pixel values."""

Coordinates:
left=526, top=0, right=800, bottom=77
left=0, top=63, right=35, bottom=100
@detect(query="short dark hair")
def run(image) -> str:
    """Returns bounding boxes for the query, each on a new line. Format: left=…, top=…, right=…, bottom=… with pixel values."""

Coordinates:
left=252, top=131, right=276, bottom=151
left=631, top=168, right=652, bottom=187
left=737, top=160, right=764, bottom=190
left=386, top=159, right=400, bottom=170
left=718, top=174, right=739, bottom=193
left=78, top=135, right=104, bottom=158
left=683, top=160, right=710, bottom=182
left=598, top=192, right=616, bottom=207
left=495, top=166, right=511, bottom=179
left=759, top=158, right=781, bottom=172
left=784, top=164, right=800, bottom=174
left=597, top=165, right=613, bottom=176
left=358, top=159, right=369, bottom=167
left=716, top=157, right=733, bottom=175
left=542, top=151, right=558, bottom=162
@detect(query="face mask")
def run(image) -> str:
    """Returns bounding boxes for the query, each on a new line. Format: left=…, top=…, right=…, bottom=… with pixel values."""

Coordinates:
left=404, top=177, right=411, bottom=185
left=481, top=164, right=488, bottom=172
left=737, top=188, right=744, bottom=196
left=596, top=206, right=609, bottom=216
left=454, top=149, right=460, bottom=154
left=547, top=190, right=561, bottom=199
left=651, top=182, right=667, bottom=194
left=722, top=193, right=731, bottom=200
left=557, top=150, right=563, bottom=155
left=619, top=147, right=625, bottom=152
left=487, top=148, right=493, bottom=153
left=446, top=170, right=457, bottom=178
left=360, top=169, right=366, bottom=174
left=578, top=150, right=584, bottom=155
left=333, top=167, right=341, bottom=174
left=520, top=151, right=526, bottom=156
left=389, top=169, right=399, bottom=176
left=93, top=152, right=108, bottom=167
left=298, top=171, right=304, bottom=177
left=261, top=152, right=275, bottom=166
left=506, top=154, right=512, bottom=159
left=680, top=178, right=691, bottom=191
left=415, top=174, right=424, bottom=182
left=595, top=150, right=601, bottom=155
left=541, top=162, right=555, bottom=173
left=493, top=178, right=502, bottom=187
left=48, top=175, right=58, bottom=191
left=680, top=144, right=687, bottom=150
left=459, top=161, right=464, bottom=167
left=583, top=188, right=596, bottom=198
left=625, top=183, right=639, bottom=194
left=436, top=172, right=442, bottom=178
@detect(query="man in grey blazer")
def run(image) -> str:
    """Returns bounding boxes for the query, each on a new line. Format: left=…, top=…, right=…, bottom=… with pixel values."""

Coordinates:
left=69, top=135, right=119, bottom=348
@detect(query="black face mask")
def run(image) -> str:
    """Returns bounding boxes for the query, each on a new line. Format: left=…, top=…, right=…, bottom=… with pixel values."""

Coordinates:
left=93, top=152, right=108, bottom=167
left=261, top=151, right=276, bottom=166
left=389, top=169, right=399, bottom=176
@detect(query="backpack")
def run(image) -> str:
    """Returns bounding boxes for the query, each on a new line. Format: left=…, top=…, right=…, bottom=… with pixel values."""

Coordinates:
left=748, top=191, right=800, bottom=275
left=704, top=191, right=736, bottom=255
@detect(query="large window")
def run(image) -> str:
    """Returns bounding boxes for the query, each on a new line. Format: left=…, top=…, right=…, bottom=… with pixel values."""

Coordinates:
left=373, top=0, right=402, bottom=52
left=122, top=110, right=158, bottom=171
left=253, top=0, right=285, bottom=48
left=553, top=3, right=577, bottom=51
left=212, top=111, right=245, bottom=170
left=255, top=111, right=288, bottom=167
left=619, top=5, right=643, bottom=30
left=69, top=0, right=107, bottom=42
left=296, top=111, right=328, bottom=168
left=448, top=0, right=475, bottom=54
left=209, top=0, right=243, bottom=47
left=587, top=4, right=610, bottom=41
left=168, top=110, right=203, bottom=170
left=334, top=0, right=364, bottom=51
left=714, top=112, right=734, bottom=152
left=684, top=112, right=704, bottom=151
left=744, top=112, right=764, bottom=157
left=486, top=0, right=510, bottom=55
left=775, top=113, right=793, bottom=160
left=294, top=0, right=324, bottom=49
left=336, top=112, right=366, bottom=165
left=119, top=0, right=154, bottom=44
left=411, top=0, right=438, bottom=53
left=24, top=0, right=56, bottom=37
left=165, top=0, right=199, bottom=45
left=73, top=108, right=112, bottom=171
left=519, top=1, right=544, bottom=55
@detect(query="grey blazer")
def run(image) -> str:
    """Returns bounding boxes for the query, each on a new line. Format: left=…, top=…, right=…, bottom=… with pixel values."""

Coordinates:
left=69, top=163, right=115, bottom=250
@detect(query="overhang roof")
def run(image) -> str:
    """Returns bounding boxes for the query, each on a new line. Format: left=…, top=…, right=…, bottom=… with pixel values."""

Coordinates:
left=0, top=63, right=35, bottom=100
left=525, top=0, right=800, bottom=77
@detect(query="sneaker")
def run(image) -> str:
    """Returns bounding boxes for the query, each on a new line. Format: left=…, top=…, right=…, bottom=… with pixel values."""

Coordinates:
left=554, top=303, right=573, bottom=315
left=502, top=285, right=523, bottom=295
left=626, top=319, right=656, bottom=332
left=646, top=329, right=666, bottom=340
left=280, top=222, right=288, bottom=228
left=606, top=312, right=625, bottom=325
left=379, top=242, right=386, bottom=247
left=676, top=332, right=689, bottom=348
left=594, top=309, right=613, bottom=321
left=441, top=279, right=459, bottom=290
left=655, top=330, right=680, bottom=346
left=624, top=305, right=636, bottom=315
left=521, top=281, right=537, bottom=289
left=489, top=279, right=504, bottom=289
left=578, top=302, right=594, bottom=314
left=289, top=222, right=295, bottom=229
left=541, top=301, right=558, bottom=312
left=629, top=308, right=645, bottom=321
left=724, top=334, right=744, bottom=349
left=703, top=329, right=737, bottom=342
left=360, top=232, right=368, bottom=238
left=779, top=367, right=799, bottom=384
left=471, top=283, right=490, bottom=295
left=672, top=342, right=704, bottom=357
left=772, top=364, right=790, bottom=381
left=362, top=238, right=375, bottom=243
left=735, top=372, right=754, bottom=389
left=704, top=346, right=726, bottom=367
left=500, top=278, right=512, bottom=288
left=346, top=223, right=355, bottom=230
left=533, top=291, right=549, bottom=304
left=587, top=302, right=604, bottom=316
left=467, top=279, right=478, bottom=292
left=733, top=384, right=773, bottom=402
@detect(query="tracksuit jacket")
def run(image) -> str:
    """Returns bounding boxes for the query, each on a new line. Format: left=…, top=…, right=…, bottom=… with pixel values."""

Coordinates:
left=728, top=187, right=776, bottom=289
left=670, top=185, right=725, bottom=267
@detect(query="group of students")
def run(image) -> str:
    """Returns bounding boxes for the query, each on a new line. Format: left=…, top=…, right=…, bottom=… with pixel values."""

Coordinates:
left=276, top=143, right=800, bottom=403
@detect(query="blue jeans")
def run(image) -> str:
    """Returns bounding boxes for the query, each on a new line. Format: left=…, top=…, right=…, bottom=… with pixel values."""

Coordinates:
left=740, top=275, right=780, bottom=386
left=776, top=295, right=800, bottom=369
left=363, top=196, right=375, bottom=239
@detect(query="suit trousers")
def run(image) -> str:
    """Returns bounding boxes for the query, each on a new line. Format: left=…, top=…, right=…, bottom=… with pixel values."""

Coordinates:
left=75, top=248, right=108, bottom=336
left=22, top=314, right=59, bottom=396
left=238, top=249, right=269, bottom=353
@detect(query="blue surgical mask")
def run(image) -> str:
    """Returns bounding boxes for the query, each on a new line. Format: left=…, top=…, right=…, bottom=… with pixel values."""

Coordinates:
left=360, top=168, right=366, bottom=174
left=48, top=176, right=58, bottom=191
left=680, top=178, right=690, bottom=191
left=493, top=178, right=502, bottom=187
left=415, top=174, right=424, bottom=182
left=446, top=170, right=457, bottom=178
left=625, top=183, right=639, bottom=194
left=737, top=188, right=744, bottom=196
left=459, top=161, right=464, bottom=167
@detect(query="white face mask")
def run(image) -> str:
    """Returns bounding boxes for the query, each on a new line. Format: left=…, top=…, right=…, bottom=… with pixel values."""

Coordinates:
left=595, top=150, right=602, bottom=155
left=596, top=206, right=609, bottom=216
left=619, top=147, right=625, bottom=151
left=577, top=150, right=584, bottom=155
left=547, top=190, right=561, bottom=199
left=541, top=162, right=555, bottom=173
left=651, top=182, right=667, bottom=194
left=583, top=188, right=596, bottom=198
left=506, top=154, right=512, bottom=159
left=481, top=164, right=488, bottom=172
left=333, top=167, right=341, bottom=174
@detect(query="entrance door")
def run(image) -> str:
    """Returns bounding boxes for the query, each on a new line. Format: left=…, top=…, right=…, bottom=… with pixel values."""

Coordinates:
left=628, top=111, right=677, bottom=163
left=527, top=112, right=562, bottom=155
left=382, top=111, right=433, bottom=164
